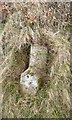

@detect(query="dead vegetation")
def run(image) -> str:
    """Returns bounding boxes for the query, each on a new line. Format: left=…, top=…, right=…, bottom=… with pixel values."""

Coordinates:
left=0, top=2, right=71, bottom=118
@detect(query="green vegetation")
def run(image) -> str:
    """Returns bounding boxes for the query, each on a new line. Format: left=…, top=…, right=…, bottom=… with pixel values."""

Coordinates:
left=0, top=23, right=5, bottom=33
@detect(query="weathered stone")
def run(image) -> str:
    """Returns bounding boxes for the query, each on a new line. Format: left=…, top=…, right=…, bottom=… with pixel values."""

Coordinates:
left=20, top=44, right=47, bottom=95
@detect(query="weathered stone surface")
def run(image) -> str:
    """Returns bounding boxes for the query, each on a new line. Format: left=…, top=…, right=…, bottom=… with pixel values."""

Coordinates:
left=20, top=45, right=47, bottom=94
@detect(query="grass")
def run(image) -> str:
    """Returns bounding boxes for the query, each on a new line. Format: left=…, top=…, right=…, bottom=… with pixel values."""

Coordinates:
left=2, top=78, right=70, bottom=118
left=1, top=34, right=70, bottom=118
left=0, top=6, right=71, bottom=118
left=0, top=23, right=5, bottom=33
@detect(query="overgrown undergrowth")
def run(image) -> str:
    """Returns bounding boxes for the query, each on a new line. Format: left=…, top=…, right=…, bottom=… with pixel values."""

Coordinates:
left=0, top=3, right=71, bottom=118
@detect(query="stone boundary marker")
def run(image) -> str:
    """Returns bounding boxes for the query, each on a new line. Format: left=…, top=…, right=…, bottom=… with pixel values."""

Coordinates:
left=20, top=45, right=47, bottom=95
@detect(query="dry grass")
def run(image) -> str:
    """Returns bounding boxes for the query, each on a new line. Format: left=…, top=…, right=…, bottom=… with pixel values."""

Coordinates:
left=0, top=4, right=71, bottom=118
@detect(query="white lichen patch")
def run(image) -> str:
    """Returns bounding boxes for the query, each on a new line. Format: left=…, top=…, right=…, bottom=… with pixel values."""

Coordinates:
left=20, top=71, right=38, bottom=94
